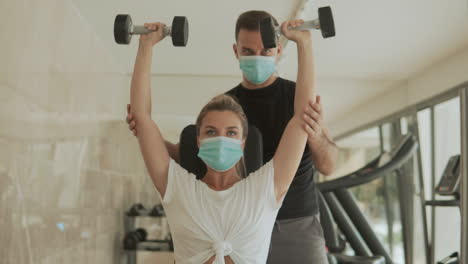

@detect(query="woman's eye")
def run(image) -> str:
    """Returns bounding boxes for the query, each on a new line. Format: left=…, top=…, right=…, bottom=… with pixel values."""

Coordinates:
left=227, top=131, right=237, bottom=136
left=206, top=130, right=215, bottom=136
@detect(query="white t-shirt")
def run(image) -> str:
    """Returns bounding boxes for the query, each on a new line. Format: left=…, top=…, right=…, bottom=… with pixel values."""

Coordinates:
left=154, top=159, right=283, bottom=264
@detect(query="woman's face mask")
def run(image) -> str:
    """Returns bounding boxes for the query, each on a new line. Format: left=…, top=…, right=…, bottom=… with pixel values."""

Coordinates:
left=197, top=136, right=244, bottom=172
left=239, top=56, right=277, bottom=85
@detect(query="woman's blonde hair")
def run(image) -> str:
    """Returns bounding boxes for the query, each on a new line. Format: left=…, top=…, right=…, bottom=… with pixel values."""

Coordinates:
left=195, top=95, right=249, bottom=178
left=195, top=95, right=248, bottom=138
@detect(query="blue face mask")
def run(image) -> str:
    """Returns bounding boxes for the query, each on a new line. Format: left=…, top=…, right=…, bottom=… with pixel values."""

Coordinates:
left=197, top=136, right=244, bottom=172
left=239, top=56, right=277, bottom=85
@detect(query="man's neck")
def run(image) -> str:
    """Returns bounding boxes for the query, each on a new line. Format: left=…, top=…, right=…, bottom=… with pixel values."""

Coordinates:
left=241, top=74, right=279, bottom=90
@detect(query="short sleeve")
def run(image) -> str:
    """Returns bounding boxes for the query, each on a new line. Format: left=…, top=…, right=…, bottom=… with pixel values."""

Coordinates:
left=154, top=159, right=196, bottom=204
left=247, top=160, right=284, bottom=210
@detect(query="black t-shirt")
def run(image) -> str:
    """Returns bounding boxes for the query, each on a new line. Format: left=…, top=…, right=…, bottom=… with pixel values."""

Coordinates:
left=226, top=77, right=319, bottom=219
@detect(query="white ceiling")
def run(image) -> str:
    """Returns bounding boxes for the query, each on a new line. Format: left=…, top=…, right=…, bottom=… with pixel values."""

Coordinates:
left=72, top=0, right=468, bottom=124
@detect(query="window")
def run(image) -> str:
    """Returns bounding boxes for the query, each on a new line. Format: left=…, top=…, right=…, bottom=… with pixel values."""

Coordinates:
left=433, top=97, right=461, bottom=261
left=334, top=127, right=381, bottom=178
left=417, top=108, right=433, bottom=233
left=330, top=92, right=463, bottom=263
left=380, top=122, right=404, bottom=263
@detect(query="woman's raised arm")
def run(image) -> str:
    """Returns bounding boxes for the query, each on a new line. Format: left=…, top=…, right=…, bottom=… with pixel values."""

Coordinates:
left=273, top=20, right=316, bottom=201
left=130, top=22, right=171, bottom=198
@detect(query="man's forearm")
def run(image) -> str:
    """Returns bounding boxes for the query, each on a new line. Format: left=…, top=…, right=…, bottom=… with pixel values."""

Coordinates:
left=309, top=136, right=338, bottom=176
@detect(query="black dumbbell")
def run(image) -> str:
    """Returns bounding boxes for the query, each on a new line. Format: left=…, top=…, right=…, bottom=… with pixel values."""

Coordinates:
left=149, top=204, right=165, bottom=217
left=114, top=14, right=189, bottom=46
left=124, top=228, right=148, bottom=250
left=259, top=6, right=335, bottom=49
left=126, top=203, right=147, bottom=216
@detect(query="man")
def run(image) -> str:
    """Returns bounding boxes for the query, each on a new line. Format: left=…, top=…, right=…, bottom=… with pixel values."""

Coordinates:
left=126, top=10, right=338, bottom=263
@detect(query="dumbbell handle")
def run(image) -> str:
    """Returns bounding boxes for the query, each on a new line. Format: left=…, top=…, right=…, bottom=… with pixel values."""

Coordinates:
left=132, top=25, right=171, bottom=37
left=276, top=19, right=320, bottom=34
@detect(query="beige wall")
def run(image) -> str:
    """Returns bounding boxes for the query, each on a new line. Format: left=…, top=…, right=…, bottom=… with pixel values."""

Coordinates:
left=330, top=46, right=468, bottom=137
left=144, top=74, right=241, bottom=143
left=0, top=0, right=166, bottom=263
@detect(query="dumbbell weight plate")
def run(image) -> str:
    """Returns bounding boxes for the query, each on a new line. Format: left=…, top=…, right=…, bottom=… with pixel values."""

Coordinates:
left=259, top=17, right=277, bottom=49
left=171, top=16, right=189, bottom=47
left=114, top=14, right=133, bottom=44
left=135, top=228, right=148, bottom=241
left=126, top=203, right=146, bottom=216
left=318, top=7, right=335, bottom=38
left=149, top=204, right=165, bottom=217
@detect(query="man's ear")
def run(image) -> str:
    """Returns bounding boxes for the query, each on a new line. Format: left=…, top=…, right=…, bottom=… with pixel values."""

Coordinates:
left=233, top=43, right=240, bottom=60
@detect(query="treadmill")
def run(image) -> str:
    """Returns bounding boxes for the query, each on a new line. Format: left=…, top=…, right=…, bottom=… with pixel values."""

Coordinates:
left=317, top=133, right=419, bottom=264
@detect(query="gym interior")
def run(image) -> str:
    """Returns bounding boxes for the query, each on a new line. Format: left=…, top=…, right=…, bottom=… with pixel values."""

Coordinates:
left=1, top=0, right=467, bottom=263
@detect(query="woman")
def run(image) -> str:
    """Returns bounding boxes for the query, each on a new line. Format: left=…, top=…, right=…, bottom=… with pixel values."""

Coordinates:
left=130, top=20, right=316, bottom=264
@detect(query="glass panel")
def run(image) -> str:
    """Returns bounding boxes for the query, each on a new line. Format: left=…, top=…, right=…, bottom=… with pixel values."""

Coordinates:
left=334, top=127, right=381, bottom=178
left=433, top=97, right=461, bottom=261
left=381, top=122, right=405, bottom=263
left=334, top=127, right=382, bottom=255
left=381, top=123, right=393, bottom=152
left=401, top=117, right=409, bottom=135
left=417, top=108, right=433, bottom=237
left=407, top=114, right=429, bottom=264
left=337, top=126, right=402, bottom=260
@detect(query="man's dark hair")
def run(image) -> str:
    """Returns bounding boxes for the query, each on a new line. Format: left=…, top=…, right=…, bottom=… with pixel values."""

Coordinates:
left=235, top=10, right=279, bottom=41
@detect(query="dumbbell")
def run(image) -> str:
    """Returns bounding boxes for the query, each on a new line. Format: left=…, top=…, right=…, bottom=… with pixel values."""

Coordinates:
left=123, top=228, right=148, bottom=250
left=259, top=6, right=335, bottom=49
left=114, top=14, right=189, bottom=46
left=126, top=203, right=147, bottom=216
left=149, top=204, right=165, bottom=217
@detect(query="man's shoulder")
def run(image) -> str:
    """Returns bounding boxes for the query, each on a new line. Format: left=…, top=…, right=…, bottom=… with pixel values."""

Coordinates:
left=225, top=85, right=241, bottom=97
left=224, top=78, right=295, bottom=96
left=277, top=77, right=296, bottom=95
left=279, top=77, right=296, bottom=87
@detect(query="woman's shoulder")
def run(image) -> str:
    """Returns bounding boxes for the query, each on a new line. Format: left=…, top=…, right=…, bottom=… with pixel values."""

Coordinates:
left=245, top=160, right=275, bottom=183
left=169, top=159, right=198, bottom=181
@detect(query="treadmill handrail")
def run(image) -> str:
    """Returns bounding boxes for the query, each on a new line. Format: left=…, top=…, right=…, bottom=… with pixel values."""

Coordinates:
left=318, top=134, right=418, bottom=193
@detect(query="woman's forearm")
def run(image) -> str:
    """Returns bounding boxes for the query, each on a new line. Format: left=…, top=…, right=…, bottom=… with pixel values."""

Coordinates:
left=130, top=41, right=153, bottom=118
left=294, top=40, right=316, bottom=115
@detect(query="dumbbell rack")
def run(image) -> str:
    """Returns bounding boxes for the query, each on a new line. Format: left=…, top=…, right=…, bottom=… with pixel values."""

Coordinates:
left=124, top=204, right=173, bottom=264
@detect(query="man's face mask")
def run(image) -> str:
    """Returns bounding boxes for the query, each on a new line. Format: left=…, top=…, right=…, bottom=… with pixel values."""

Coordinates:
left=239, top=56, right=277, bottom=85
left=197, top=136, right=244, bottom=172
